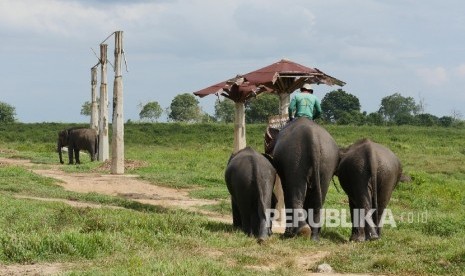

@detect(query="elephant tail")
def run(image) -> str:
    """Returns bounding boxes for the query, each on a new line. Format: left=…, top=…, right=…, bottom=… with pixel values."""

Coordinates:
left=368, top=144, right=379, bottom=227
left=311, top=138, right=322, bottom=212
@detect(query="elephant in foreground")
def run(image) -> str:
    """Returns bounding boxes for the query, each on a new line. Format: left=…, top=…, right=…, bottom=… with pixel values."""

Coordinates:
left=57, top=127, right=98, bottom=164
left=225, top=147, right=277, bottom=242
left=272, top=117, right=339, bottom=240
left=337, top=138, right=403, bottom=241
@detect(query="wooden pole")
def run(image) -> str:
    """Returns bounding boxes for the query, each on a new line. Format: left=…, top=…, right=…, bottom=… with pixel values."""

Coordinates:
left=111, top=31, right=124, bottom=174
left=98, top=43, right=109, bottom=161
left=233, top=102, right=246, bottom=153
left=90, top=66, right=99, bottom=130
left=278, top=93, right=290, bottom=115
left=276, top=92, right=289, bottom=226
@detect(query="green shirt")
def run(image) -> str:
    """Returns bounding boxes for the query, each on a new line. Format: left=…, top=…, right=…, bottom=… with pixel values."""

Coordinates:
left=288, top=92, right=322, bottom=120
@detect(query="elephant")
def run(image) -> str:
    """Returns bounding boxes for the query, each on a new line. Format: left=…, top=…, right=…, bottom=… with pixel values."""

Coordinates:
left=337, top=138, right=403, bottom=242
left=225, top=146, right=277, bottom=242
left=57, top=127, right=98, bottom=164
left=272, top=117, right=339, bottom=240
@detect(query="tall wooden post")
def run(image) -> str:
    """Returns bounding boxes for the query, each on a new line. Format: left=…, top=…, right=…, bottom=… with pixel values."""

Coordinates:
left=278, top=93, right=290, bottom=115
left=233, top=102, right=246, bottom=153
left=98, top=44, right=109, bottom=161
left=90, top=66, right=99, bottom=130
left=111, top=31, right=124, bottom=174
left=275, top=92, right=289, bottom=230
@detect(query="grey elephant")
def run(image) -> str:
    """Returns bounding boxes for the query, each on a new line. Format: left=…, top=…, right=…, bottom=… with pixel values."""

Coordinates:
left=337, top=138, right=403, bottom=242
left=272, top=117, right=339, bottom=240
left=225, top=147, right=277, bottom=242
left=57, top=127, right=98, bottom=164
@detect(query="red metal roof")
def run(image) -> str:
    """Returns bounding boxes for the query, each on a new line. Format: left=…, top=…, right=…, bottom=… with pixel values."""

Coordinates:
left=193, top=59, right=345, bottom=101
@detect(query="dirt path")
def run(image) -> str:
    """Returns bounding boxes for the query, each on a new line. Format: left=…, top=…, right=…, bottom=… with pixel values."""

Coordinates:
left=0, top=157, right=230, bottom=223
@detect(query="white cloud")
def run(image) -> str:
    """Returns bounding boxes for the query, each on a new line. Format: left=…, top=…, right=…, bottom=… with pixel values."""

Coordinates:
left=416, top=66, right=448, bottom=86
left=455, top=64, right=465, bottom=77
left=0, top=0, right=164, bottom=38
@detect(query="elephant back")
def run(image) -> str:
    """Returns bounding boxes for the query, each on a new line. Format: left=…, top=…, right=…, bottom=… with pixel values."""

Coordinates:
left=273, top=118, right=339, bottom=168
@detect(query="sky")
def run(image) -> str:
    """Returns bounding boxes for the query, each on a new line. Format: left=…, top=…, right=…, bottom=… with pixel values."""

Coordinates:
left=1, top=0, right=464, bottom=123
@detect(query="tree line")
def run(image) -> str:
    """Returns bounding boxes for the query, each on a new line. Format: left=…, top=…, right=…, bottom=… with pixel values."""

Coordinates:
left=1, top=89, right=462, bottom=127
left=118, top=90, right=461, bottom=127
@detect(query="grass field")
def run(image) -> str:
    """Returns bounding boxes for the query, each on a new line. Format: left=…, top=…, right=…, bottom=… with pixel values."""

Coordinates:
left=0, top=122, right=464, bottom=275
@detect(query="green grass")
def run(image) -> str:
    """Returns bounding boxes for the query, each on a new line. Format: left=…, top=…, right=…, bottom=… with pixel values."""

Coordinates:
left=0, top=122, right=464, bottom=275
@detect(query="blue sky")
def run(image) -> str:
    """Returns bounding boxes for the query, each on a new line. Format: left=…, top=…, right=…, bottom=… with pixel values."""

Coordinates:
left=1, top=0, right=464, bottom=123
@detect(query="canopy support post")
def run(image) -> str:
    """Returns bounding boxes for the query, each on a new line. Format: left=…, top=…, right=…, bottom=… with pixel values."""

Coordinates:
left=233, top=102, right=246, bottom=153
left=278, top=93, right=290, bottom=115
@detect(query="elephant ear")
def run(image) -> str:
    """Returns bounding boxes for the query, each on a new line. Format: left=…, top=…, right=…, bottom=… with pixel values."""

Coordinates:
left=58, top=129, right=70, bottom=144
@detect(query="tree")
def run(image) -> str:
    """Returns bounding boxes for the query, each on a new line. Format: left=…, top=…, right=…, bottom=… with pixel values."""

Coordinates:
left=214, top=98, right=235, bottom=123
left=321, top=89, right=361, bottom=123
left=378, top=93, right=420, bottom=123
left=139, top=101, right=163, bottom=122
left=245, top=93, right=279, bottom=123
left=80, top=101, right=92, bottom=116
left=438, top=116, right=453, bottom=127
left=169, top=93, right=202, bottom=122
left=365, top=112, right=383, bottom=125
left=415, top=113, right=438, bottom=126
left=0, top=101, right=16, bottom=123
left=337, top=111, right=366, bottom=125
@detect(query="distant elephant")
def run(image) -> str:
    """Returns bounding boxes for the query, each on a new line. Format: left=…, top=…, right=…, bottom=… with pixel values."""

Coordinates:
left=57, top=127, right=98, bottom=164
left=337, top=138, right=403, bottom=241
left=272, top=117, right=339, bottom=240
left=225, top=146, right=277, bottom=242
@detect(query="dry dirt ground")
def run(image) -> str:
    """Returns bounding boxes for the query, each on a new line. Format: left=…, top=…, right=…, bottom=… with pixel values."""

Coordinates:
left=0, top=157, right=374, bottom=276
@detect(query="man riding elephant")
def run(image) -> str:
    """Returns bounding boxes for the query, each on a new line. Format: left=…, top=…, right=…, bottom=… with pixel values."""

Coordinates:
left=288, top=83, right=322, bottom=121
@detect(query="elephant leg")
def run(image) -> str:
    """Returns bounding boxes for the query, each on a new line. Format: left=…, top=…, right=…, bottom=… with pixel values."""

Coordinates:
left=231, top=199, right=242, bottom=229
left=364, top=182, right=379, bottom=241
left=251, top=207, right=268, bottom=242
left=68, top=147, right=74, bottom=164
left=241, top=215, right=252, bottom=237
left=75, top=149, right=81, bottom=164
left=237, top=202, right=252, bottom=236
left=58, top=147, right=64, bottom=164
left=349, top=199, right=365, bottom=242
left=375, top=196, right=390, bottom=238
left=90, top=149, right=96, bottom=161
left=375, top=180, right=395, bottom=238
left=282, top=174, right=309, bottom=237
left=346, top=178, right=370, bottom=242
left=305, top=171, right=332, bottom=241
left=304, top=186, right=323, bottom=241
left=256, top=214, right=270, bottom=243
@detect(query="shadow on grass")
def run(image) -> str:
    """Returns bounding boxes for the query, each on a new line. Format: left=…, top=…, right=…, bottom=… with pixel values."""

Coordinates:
left=276, top=229, right=348, bottom=243
left=320, top=229, right=348, bottom=243
left=202, top=220, right=236, bottom=233
left=117, top=200, right=170, bottom=213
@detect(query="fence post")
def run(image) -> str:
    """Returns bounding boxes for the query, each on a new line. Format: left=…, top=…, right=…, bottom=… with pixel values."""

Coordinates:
left=111, top=31, right=124, bottom=174
left=98, top=43, right=109, bottom=161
